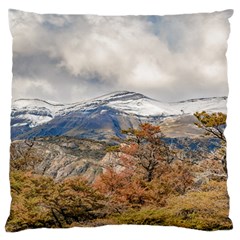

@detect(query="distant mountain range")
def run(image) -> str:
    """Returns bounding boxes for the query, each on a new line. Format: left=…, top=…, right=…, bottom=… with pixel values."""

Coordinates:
left=11, top=91, right=227, bottom=141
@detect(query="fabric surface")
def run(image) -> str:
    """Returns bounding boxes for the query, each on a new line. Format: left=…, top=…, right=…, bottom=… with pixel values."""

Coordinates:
left=7, top=9, right=233, bottom=231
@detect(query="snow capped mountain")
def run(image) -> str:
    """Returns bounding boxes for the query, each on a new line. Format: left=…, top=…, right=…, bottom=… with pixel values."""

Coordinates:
left=61, top=91, right=227, bottom=116
left=11, top=91, right=227, bottom=140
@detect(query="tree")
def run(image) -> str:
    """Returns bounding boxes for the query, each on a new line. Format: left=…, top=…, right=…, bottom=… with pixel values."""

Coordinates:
left=6, top=171, right=57, bottom=231
left=94, top=166, right=149, bottom=213
left=120, top=123, right=172, bottom=182
left=94, top=123, right=194, bottom=214
left=194, top=111, right=227, bottom=174
left=48, top=176, right=105, bottom=226
left=194, top=111, right=226, bottom=142
left=6, top=171, right=106, bottom=231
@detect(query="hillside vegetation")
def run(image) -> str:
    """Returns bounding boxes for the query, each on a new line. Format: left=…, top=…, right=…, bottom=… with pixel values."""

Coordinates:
left=6, top=112, right=232, bottom=231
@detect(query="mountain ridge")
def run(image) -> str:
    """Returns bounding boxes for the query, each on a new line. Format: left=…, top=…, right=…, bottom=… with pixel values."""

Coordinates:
left=13, top=91, right=227, bottom=107
left=11, top=91, right=227, bottom=141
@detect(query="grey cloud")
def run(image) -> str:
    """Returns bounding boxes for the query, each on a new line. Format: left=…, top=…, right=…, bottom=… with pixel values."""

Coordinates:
left=9, top=9, right=233, bottom=103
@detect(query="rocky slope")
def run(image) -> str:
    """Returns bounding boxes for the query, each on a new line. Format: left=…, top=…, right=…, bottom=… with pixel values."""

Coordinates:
left=10, top=135, right=224, bottom=183
left=10, top=136, right=113, bottom=182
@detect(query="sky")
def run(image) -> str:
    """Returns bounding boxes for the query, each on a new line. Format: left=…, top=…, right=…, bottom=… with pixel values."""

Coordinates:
left=9, top=9, right=233, bottom=103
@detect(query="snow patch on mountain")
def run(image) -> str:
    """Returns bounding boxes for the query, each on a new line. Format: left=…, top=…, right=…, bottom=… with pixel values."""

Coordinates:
left=168, top=97, right=227, bottom=115
left=107, top=98, right=171, bottom=116
left=12, top=99, right=64, bottom=128
left=12, top=98, right=64, bottom=113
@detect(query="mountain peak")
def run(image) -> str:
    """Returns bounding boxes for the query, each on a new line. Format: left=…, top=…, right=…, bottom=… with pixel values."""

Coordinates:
left=94, top=91, right=149, bottom=102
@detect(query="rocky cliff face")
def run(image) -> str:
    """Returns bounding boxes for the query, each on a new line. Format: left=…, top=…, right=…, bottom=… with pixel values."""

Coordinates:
left=10, top=136, right=113, bottom=182
left=10, top=135, right=223, bottom=183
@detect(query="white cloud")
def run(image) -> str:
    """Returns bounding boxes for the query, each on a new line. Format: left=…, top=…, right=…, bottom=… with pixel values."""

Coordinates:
left=9, top=9, right=233, bottom=102
left=12, top=77, right=56, bottom=100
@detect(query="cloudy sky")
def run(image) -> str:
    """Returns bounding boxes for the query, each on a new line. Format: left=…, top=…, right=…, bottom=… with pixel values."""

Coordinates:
left=9, top=9, right=232, bottom=103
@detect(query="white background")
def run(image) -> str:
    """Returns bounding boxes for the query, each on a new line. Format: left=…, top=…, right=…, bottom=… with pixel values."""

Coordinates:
left=0, top=1, right=240, bottom=240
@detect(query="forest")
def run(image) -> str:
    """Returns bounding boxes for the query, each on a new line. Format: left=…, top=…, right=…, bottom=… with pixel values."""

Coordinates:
left=6, top=111, right=232, bottom=231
